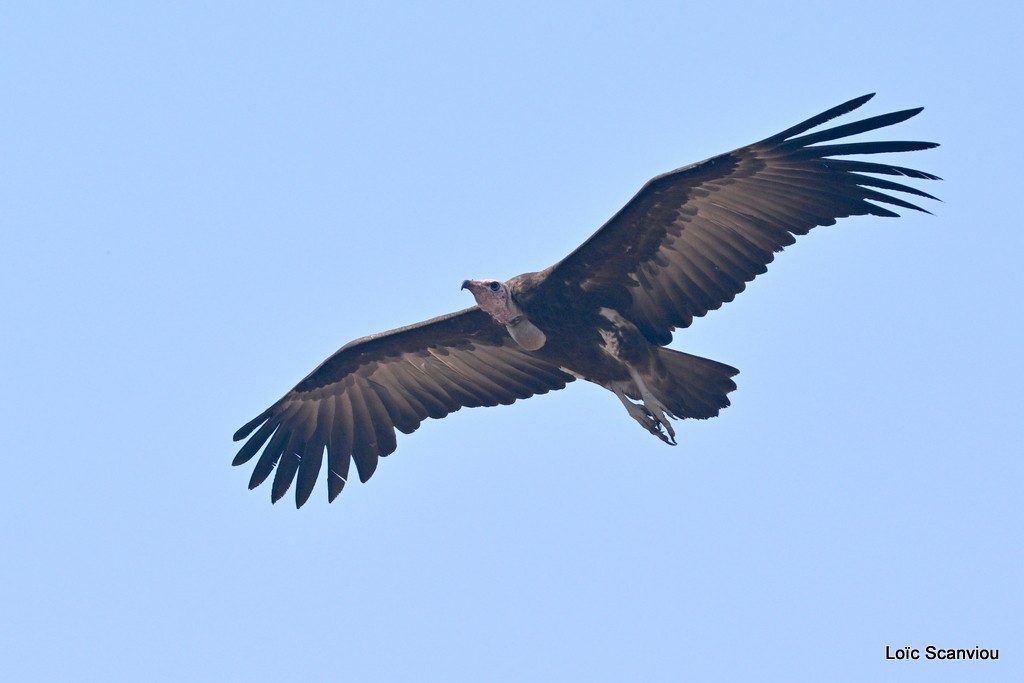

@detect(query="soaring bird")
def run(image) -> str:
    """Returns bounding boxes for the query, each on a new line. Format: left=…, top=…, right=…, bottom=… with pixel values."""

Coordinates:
left=233, top=94, right=939, bottom=507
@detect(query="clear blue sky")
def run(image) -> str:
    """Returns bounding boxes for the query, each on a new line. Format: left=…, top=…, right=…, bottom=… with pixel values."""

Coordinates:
left=2, top=2, right=1020, bottom=681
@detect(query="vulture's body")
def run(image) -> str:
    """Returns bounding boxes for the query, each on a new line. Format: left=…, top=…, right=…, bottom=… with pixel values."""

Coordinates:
left=233, top=94, right=939, bottom=507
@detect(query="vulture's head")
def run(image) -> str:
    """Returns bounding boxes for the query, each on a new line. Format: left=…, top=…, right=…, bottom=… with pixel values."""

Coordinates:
left=461, top=279, right=516, bottom=324
left=462, top=278, right=547, bottom=351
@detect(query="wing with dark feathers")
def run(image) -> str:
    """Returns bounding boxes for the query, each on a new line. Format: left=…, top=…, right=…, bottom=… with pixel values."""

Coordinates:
left=548, top=94, right=940, bottom=344
left=232, top=306, right=574, bottom=507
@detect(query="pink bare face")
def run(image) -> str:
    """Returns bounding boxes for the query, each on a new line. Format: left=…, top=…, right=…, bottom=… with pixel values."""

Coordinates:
left=461, top=279, right=516, bottom=324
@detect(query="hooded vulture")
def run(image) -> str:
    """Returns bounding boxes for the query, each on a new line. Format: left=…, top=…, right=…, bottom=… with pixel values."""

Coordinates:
left=233, top=93, right=939, bottom=507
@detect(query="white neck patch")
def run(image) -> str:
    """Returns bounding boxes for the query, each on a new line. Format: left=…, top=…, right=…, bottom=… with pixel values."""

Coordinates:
left=506, top=317, right=547, bottom=351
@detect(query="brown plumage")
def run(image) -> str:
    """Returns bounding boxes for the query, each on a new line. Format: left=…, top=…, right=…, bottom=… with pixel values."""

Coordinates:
left=233, top=94, right=939, bottom=507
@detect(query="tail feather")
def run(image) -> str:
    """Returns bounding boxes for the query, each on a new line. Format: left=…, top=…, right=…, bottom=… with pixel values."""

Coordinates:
left=653, top=348, right=738, bottom=419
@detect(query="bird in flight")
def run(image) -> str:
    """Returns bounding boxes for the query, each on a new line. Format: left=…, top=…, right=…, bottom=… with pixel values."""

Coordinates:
left=233, top=93, right=939, bottom=507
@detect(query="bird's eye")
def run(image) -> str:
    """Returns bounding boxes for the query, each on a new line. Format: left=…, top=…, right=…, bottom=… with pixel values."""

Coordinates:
left=488, top=282, right=501, bottom=292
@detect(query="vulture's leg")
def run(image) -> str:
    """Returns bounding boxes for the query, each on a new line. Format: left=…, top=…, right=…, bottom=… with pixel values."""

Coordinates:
left=629, top=369, right=677, bottom=444
left=612, top=386, right=677, bottom=446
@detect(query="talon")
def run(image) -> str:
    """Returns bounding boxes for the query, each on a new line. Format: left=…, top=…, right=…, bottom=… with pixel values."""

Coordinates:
left=613, top=386, right=678, bottom=446
left=639, top=408, right=675, bottom=445
left=653, top=428, right=675, bottom=445
left=648, top=414, right=677, bottom=446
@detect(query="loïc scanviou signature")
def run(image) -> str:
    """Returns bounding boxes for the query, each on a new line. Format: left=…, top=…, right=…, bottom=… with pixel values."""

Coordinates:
left=885, top=645, right=999, bottom=661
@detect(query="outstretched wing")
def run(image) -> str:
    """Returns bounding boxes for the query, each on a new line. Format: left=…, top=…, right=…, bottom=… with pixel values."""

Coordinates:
left=548, top=94, right=940, bottom=344
left=232, top=307, right=573, bottom=507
